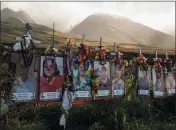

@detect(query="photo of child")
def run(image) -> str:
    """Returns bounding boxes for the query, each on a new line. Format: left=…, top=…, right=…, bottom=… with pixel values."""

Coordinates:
left=111, top=65, right=125, bottom=97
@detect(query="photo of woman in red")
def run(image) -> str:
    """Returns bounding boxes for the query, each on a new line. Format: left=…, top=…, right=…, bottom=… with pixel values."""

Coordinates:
left=40, top=56, right=64, bottom=100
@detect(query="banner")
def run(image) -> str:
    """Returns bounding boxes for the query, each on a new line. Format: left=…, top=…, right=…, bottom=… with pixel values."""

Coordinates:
left=72, top=62, right=92, bottom=100
left=39, top=56, right=64, bottom=101
left=165, top=72, right=176, bottom=96
left=152, top=68, right=165, bottom=98
left=94, top=61, right=112, bottom=99
left=111, top=63, right=125, bottom=98
left=138, top=67, right=151, bottom=96
left=11, top=54, right=37, bottom=102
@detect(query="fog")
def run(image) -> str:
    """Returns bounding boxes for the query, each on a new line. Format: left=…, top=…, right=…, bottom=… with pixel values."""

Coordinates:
left=1, top=2, right=175, bottom=35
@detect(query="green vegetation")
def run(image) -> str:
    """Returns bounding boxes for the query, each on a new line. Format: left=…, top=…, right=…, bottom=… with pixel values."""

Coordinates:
left=0, top=22, right=176, bottom=130
left=1, top=95, right=175, bottom=130
left=0, top=78, right=175, bottom=130
left=1, top=22, right=174, bottom=55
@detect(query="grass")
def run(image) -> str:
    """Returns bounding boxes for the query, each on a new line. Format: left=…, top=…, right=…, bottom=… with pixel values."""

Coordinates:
left=0, top=22, right=175, bottom=55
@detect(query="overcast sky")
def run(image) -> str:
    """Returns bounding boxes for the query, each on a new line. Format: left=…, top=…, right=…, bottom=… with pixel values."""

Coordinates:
left=1, top=2, right=175, bottom=35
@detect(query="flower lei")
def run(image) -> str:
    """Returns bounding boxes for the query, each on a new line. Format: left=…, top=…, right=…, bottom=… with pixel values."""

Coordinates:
left=136, top=54, right=148, bottom=71
left=91, top=68, right=100, bottom=100
left=94, top=47, right=107, bottom=61
left=63, top=75, right=73, bottom=91
left=164, top=58, right=172, bottom=72
left=153, top=57, right=162, bottom=79
left=114, top=52, right=124, bottom=70
left=100, top=47, right=107, bottom=55
left=45, top=46, right=58, bottom=55
left=72, top=44, right=90, bottom=65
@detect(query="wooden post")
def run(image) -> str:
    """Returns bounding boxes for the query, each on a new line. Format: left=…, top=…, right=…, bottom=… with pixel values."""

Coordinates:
left=52, top=22, right=55, bottom=48
left=114, top=42, right=117, bottom=52
left=140, top=48, right=142, bottom=55
left=155, top=50, right=158, bottom=59
left=81, top=34, right=85, bottom=45
left=166, top=52, right=168, bottom=59
left=100, top=37, right=102, bottom=47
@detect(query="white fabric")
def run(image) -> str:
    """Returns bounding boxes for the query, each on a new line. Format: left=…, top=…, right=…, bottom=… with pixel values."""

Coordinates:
left=59, top=114, right=66, bottom=126
left=62, top=88, right=73, bottom=111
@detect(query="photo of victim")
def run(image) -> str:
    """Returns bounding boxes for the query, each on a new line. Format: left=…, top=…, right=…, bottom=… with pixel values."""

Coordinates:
left=138, top=67, right=151, bottom=96
left=72, top=62, right=92, bottom=100
left=11, top=54, right=36, bottom=102
left=152, top=68, right=164, bottom=97
left=165, top=72, right=176, bottom=96
left=94, top=61, right=112, bottom=99
left=40, top=56, right=64, bottom=101
left=111, top=64, right=125, bottom=97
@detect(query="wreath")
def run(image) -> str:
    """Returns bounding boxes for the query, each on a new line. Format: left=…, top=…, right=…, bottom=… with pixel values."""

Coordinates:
left=153, top=58, right=162, bottom=79
left=136, top=54, right=148, bottom=71
left=164, top=58, right=172, bottom=72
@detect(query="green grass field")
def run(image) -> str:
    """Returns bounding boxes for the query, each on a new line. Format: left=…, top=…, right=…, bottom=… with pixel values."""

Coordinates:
left=1, top=22, right=175, bottom=55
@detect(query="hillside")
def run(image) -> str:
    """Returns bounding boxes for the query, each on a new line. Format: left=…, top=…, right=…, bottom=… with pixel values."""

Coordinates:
left=1, top=8, right=35, bottom=24
left=0, top=8, right=55, bottom=37
left=4, top=17, right=25, bottom=26
left=71, top=13, right=175, bottom=49
left=1, top=22, right=175, bottom=55
left=0, top=22, right=82, bottom=49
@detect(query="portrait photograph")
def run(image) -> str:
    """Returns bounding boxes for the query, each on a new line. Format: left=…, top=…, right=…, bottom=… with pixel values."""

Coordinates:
left=165, top=72, right=176, bottom=96
left=138, top=67, right=151, bottom=96
left=40, top=56, right=64, bottom=100
left=94, top=61, right=111, bottom=98
left=72, top=62, right=92, bottom=100
left=111, top=64, right=125, bottom=97
left=152, top=68, right=164, bottom=97
left=12, top=56, right=36, bottom=102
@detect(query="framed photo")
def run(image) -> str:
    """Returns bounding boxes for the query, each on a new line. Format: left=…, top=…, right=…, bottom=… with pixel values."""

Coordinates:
left=165, top=72, right=176, bottom=96
left=72, top=62, right=92, bottom=100
left=11, top=55, right=37, bottom=102
left=111, top=63, right=125, bottom=98
left=94, top=61, right=112, bottom=99
left=138, top=67, right=151, bottom=96
left=39, top=55, right=64, bottom=101
left=152, top=68, right=165, bottom=98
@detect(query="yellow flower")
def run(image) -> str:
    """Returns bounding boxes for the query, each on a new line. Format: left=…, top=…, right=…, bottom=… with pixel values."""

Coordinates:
left=86, top=66, right=92, bottom=75
left=92, top=77, right=100, bottom=87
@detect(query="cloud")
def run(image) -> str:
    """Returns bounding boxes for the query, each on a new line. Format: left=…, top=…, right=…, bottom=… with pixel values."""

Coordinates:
left=1, top=2, right=175, bottom=35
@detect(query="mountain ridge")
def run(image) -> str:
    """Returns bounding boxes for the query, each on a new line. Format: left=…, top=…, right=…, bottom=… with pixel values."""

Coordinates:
left=70, top=13, right=175, bottom=49
left=1, top=8, right=35, bottom=24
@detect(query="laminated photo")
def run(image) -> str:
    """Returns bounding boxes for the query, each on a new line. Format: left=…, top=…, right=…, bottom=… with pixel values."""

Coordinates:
left=11, top=54, right=37, bottom=102
left=94, top=61, right=112, bottom=99
left=111, top=64, right=125, bottom=97
left=165, top=72, right=176, bottom=96
left=152, top=68, right=164, bottom=97
left=72, top=62, right=92, bottom=100
left=40, top=56, right=64, bottom=101
left=138, top=67, right=151, bottom=96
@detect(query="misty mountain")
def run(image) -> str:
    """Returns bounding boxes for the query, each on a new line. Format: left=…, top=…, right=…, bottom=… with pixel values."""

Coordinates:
left=4, top=17, right=25, bottom=26
left=1, top=8, right=35, bottom=23
left=70, top=13, right=175, bottom=49
left=1, top=8, right=53, bottom=32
